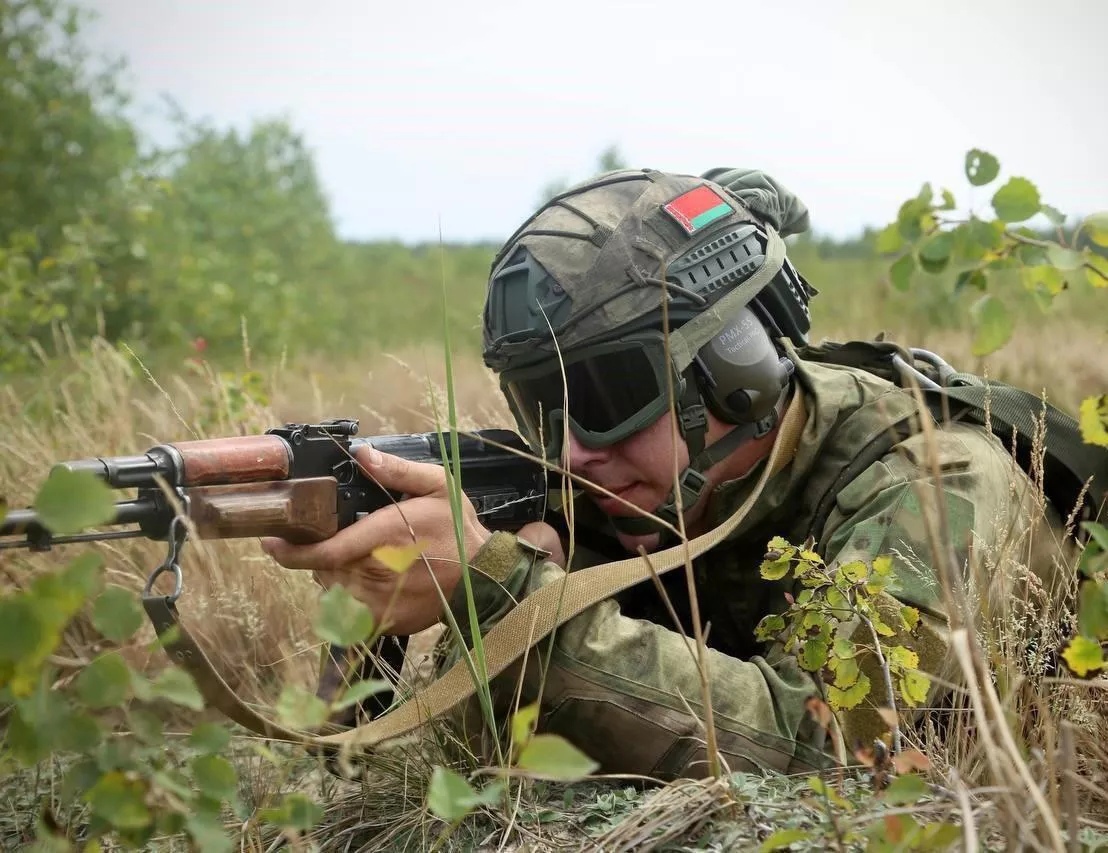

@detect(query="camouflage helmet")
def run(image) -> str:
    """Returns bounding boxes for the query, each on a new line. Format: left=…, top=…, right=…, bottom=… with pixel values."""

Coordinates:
left=482, top=167, right=816, bottom=376
left=483, top=168, right=817, bottom=538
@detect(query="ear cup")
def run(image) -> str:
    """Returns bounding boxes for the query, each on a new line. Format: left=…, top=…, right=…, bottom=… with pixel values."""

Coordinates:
left=694, top=306, right=793, bottom=424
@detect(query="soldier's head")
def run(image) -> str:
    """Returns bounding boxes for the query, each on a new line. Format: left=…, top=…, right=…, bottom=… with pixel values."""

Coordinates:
left=481, top=168, right=816, bottom=540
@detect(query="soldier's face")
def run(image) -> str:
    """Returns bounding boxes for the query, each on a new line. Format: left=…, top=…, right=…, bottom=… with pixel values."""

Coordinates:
left=564, top=412, right=683, bottom=517
left=563, top=411, right=693, bottom=552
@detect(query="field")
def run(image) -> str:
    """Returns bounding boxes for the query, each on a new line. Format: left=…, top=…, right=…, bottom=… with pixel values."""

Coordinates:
left=3, top=242, right=1107, bottom=851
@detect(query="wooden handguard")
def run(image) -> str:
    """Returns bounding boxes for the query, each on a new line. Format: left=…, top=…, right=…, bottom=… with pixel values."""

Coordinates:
left=173, top=435, right=291, bottom=486
left=188, top=477, right=338, bottom=543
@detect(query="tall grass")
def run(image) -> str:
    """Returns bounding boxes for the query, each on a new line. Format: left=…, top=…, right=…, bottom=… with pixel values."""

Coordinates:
left=1, top=254, right=1106, bottom=849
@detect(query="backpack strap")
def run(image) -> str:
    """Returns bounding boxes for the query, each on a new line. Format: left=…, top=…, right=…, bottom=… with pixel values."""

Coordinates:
left=798, top=338, right=1107, bottom=536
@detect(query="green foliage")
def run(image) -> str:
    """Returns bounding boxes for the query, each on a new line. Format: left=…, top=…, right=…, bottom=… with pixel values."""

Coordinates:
left=0, top=456, right=330, bottom=849
left=879, top=148, right=1107, bottom=439
left=884, top=153, right=1108, bottom=687
left=33, top=467, right=115, bottom=534
left=313, top=584, right=376, bottom=647
left=754, top=540, right=929, bottom=717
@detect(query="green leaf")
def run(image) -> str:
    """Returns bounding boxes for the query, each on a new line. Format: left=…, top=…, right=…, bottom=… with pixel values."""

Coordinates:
left=1079, top=396, right=1108, bottom=447
left=963, top=217, right=1006, bottom=253
left=759, top=828, right=811, bottom=851
left=1062, top=635, right=1105, bottom=677
left=872, top=555, right=893, bottom=577
left=901, top=606, right=920, bottom=632
left=896, top=198, right=929, bottom=241
left=825, top=585, right=847, bottom=612
left=1021, top=265, right=1067, bottom=301
left=1041, top=204, right=1066, bottom=226
left=964, top=149, right=1000, bottom=186
left=952, top=269, right=988, bottom=296
left=0, top=596, right=49, bottom=666
left=185, top=813, right=233, bottom=853
left=840, top=560, right=869, bottom=583
left=969, top=294, right=1013, bottom=356
left=827, top=672, right=871, bottom=710
left=885, top=773, right=928, bottom=805
left=887, top=645, right=919, bottom=670
left=800, top=637, right=829, bottom=672
left=1082, top=211, right=1108, bottom=247
left=331, top=677, right=391, bottom=711
left=511, top=702, right=540, bottom=750
left=1084, top=521, right=1108, bottom=552
left=57, top=711, right=102, bottom=752
left=275, top=685, right=329, bottom=730
left=261, top=792, right=324, bottom=831
left=426, top=766, right=481, bottom=823
left=754, top=614, right=785, bottom=643
left=76, top=652, right=132, bottom=708
left=759, top=558, right=791, bottom=581
left=516, top=734, right=599, bottom=781
left=1046, top=244, right=1083, bottom=270
left=889, top=253, right=915, bottom=292
left=1086, top=252, right=1108, bottom=288
left=192, top=754, right=239, bottom=802
left=127, top=707, right=164, bottom=746
left=33, top=467, right=116, bottom=535
left=151, top=667, right=205, bottom=711
left=831, top=655, right=861, bottom=689
left=92, top=585, right=144, bottom=643
left=1077, top=581, right=1108, bottom=638
left=314, top=585, right=375, bottom=646
left=84, top=771, right=152, bottom=830
left=991, top=177, right=1041, bottom=223
left=189, top=722, right=232, bottom=754
left=939, top=188, right=956, bottom=210
left=918, top=231, right=953, bottom=273
left=874, top=224, right=903, bottom=254
left=900, top=670, right=931, bottom=707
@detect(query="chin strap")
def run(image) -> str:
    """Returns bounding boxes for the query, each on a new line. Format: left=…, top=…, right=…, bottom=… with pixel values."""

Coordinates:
left=608, top=383, right=790, bottom=539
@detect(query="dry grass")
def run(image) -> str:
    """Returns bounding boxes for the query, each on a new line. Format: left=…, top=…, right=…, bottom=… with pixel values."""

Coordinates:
left=1, top=298, right=1107, bottom=850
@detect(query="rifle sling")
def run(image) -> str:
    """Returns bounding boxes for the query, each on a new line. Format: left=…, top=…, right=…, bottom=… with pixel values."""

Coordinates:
left=142, top=390, right=808, bottom=751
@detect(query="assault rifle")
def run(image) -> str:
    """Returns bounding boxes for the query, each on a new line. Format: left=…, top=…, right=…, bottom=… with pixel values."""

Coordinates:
left=0, top=419, right=559, bottom=722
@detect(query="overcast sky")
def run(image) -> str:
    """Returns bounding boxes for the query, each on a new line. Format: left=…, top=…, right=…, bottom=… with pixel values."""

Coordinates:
left=86, top=0, right=1105, bottom=244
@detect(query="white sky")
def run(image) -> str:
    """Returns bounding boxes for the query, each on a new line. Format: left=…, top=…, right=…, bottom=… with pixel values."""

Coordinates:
left=87, top=0, right=1106, bottom=243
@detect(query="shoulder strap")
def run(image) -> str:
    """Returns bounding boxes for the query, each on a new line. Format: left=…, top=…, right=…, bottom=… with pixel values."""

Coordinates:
left=934, top=380, right=1107, bottom=522
left=144, top=390, right=810, bottom=753
left=798, top=338, right=1107, bottom=531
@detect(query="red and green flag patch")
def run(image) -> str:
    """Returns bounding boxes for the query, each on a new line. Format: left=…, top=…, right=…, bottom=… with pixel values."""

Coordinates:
left=662, top=185, right=734, bottom=234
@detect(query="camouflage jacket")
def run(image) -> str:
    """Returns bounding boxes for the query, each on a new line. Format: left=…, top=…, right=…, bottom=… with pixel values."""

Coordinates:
left=446, top=357, right=1073, bottom=779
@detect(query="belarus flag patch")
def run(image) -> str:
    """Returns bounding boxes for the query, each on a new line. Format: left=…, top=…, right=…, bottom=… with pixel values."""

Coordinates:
left=662, top=185, right=734, bottom=234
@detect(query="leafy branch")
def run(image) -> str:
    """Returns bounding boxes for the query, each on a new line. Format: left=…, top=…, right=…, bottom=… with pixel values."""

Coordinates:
left=753, top=537, right=930, bottom=754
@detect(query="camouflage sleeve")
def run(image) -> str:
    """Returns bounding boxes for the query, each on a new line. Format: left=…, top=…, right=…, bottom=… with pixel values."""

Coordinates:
left=446, top=532, right=831, bottom=780
left=817, top=422, right=1068, bottom=745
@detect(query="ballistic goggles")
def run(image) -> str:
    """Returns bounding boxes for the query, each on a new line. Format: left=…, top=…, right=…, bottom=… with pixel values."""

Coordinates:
left=500, top=330, right=687, bottom=458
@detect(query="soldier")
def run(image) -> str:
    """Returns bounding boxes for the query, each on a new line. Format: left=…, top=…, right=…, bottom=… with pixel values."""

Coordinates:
left=263, top=168, right=1073, bottom=778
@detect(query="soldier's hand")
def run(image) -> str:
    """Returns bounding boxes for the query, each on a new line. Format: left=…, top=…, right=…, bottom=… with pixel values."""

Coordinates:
left=261, top=445, right=492, bottom=635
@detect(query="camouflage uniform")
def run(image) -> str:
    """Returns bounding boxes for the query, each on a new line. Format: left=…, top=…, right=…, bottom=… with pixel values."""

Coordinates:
left=444, top=168, right=1074, bottom=779
left=446, top=355, right=1072, bottom=780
